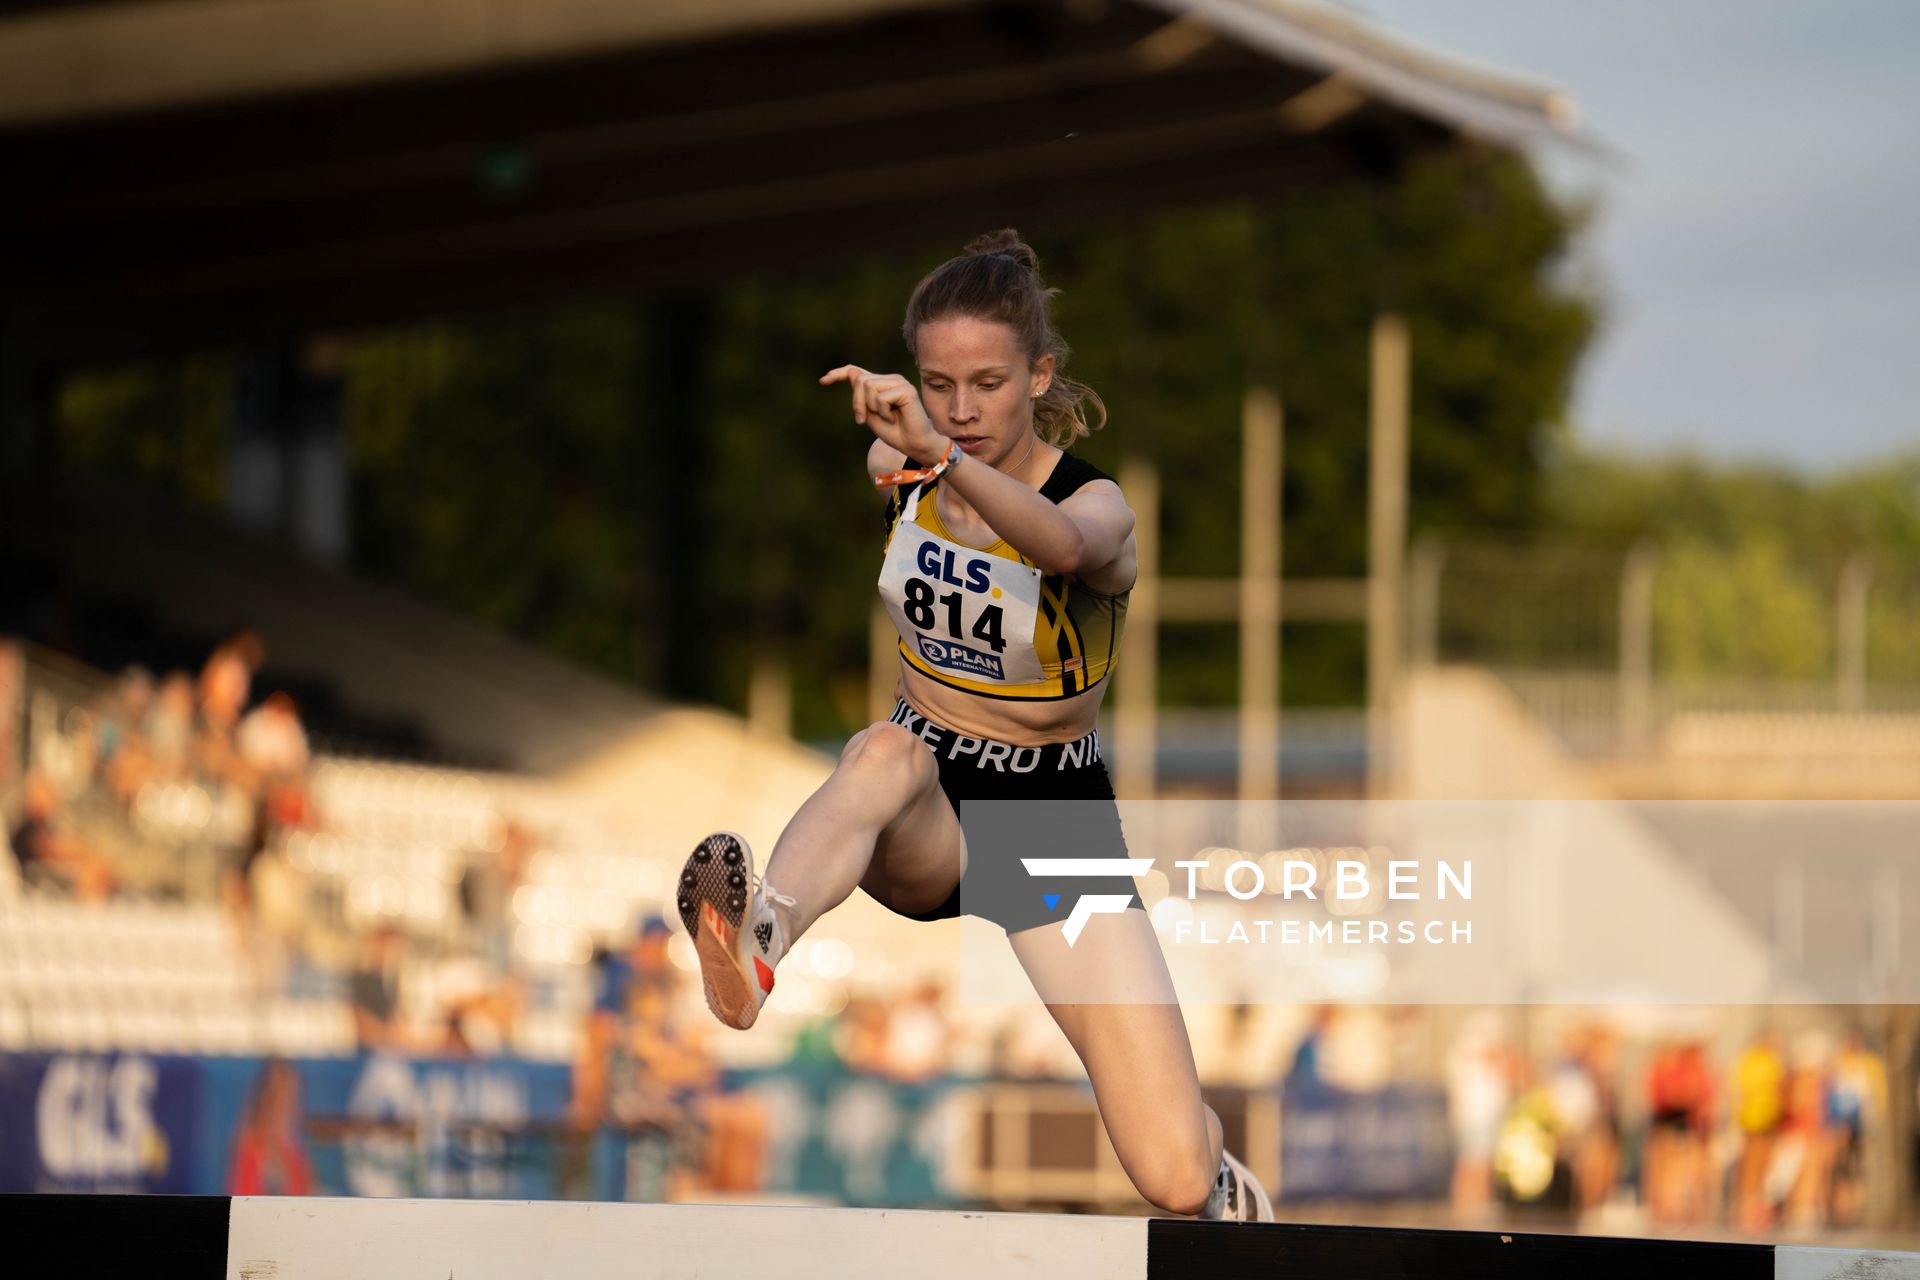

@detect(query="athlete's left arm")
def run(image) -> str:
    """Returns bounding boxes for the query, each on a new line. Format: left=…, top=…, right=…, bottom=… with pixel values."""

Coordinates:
left=1056, top=480, right=1137, bottom=593
left=943, top=461, right=1136, bottom=586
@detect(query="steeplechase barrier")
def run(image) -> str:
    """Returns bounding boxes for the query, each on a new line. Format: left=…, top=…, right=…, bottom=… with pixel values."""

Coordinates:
left=5, top=1195, right=1917, bottom=1279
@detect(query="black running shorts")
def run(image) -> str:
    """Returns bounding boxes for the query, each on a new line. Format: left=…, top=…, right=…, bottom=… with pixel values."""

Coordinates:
left=867, top=697, right=1146, bottom=935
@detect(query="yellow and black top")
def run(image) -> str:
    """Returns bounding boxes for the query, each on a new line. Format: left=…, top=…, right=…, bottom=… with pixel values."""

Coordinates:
left=878, top=452, right=1130, bottom=700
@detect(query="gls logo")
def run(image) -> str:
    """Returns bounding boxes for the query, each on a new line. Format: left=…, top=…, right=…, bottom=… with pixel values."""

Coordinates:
left=36, top=1056, right=166, bottom=1179
left=915, top=543, right=993, bottom=592
left=1021, top=858, right=1154, bottom=946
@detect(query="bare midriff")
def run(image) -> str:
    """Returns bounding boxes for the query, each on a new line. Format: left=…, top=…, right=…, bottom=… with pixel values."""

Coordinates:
left=895, top=662, right=1107, bottom=745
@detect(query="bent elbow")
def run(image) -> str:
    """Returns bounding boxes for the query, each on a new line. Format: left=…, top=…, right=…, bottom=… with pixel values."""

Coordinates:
left=1036, top=530, right=1091, bottom=577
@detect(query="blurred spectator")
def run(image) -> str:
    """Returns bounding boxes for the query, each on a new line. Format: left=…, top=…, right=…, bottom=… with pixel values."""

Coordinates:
left=1731, top=1029, right=1788, bottom=1228
left=193, top=631, right=265, bottom=790
left=97, top=664, right=154, bottom=759
left=234, top=779, right=309, bottom=906
left=1446, top=1015, right=1516, bottom=1221
left=573, top=919, right=679, bottom=1128
left=610, top=915, right=677, bottom=1005
left=200, top=628, right=264, bottom=734
left=37, top=705, right=100, bottom=797
left=1643, top=1039, right=1714, bottom=1225
left=1287, top=1005, right=1338, bottom=1088
left=237, top=691, right=310, bottom=782
left=96, top=665, right=155, bottom=807
left=1763, top=1036, right=1830, bottom=1228
left=9, top=772, right=117, bottom=900
left=1826, top=1030, right=1887, bottom=1225
left=612, top=981, right=721, bottom=1200
left=430, top=951, right=517, bottom=1058
left=227, top=695, right=314, bottom=918
left=349, top=924, right=409, bottom=1053
left=1494, top=1065, right=1565, bottom=1210
left=1578, top=1024, right=1623, bottom=1211
left=416, top=819, right=534, bottom=1057
left=458, top=815, right=535, bottom=974
left=572, top=919, right=764, bottom=1201
left=1545, top=1024, right=1618, bottom=1213
left=145, top=671, right=196, bottom=782
left=228, top=1058, right=314, bottom=1195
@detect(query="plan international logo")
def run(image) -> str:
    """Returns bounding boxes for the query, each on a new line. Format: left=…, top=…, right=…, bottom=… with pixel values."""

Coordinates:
left=1022, top=858, right=1155, bottom=946
left=917, top=635, right=1005, bottom=680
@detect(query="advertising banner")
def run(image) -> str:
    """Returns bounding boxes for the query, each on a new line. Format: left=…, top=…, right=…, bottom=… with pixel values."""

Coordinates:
left=0, top=1053, right=571, bottom=1197
left=0, top=1053, right=203, bottom=1193
left=1, top=1053, right=969, bottom=1204
left=1278, top=1080, right=1452, bottom=1201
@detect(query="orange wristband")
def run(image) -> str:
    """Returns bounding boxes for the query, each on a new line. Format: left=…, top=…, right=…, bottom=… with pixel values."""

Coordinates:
left=872, top=437, right=960, bottom=490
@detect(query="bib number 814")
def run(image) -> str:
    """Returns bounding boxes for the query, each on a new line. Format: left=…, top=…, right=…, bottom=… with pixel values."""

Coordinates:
left=903, top=578, right=1006, bottom=653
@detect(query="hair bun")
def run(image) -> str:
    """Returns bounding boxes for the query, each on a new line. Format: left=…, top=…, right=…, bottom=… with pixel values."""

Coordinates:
left=964, top=228, right=1040, bottom=275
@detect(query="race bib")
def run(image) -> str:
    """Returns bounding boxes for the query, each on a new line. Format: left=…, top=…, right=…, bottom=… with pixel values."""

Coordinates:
left=879, top=513, right=1044, bottom=687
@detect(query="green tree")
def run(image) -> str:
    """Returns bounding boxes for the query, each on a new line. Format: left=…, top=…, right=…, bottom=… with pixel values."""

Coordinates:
left=344, top=303, right=660, bottom=683
left=1542, top=443, right=1920, bottom=684
left=55, top=355, right=232, bottom=509
left=1654, top=536, right=1833, bottom=681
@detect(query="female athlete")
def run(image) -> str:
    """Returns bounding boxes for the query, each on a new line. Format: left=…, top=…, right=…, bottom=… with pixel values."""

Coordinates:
left=677, top=229, right=1272, bottom=1220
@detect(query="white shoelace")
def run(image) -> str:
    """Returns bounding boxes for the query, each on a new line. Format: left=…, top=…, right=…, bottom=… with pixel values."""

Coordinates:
left=757, top=877, right=799, bottom=911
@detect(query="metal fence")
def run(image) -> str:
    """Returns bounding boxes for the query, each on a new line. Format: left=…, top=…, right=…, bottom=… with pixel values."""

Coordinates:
left=1421, top=540, right=1920, bottom=761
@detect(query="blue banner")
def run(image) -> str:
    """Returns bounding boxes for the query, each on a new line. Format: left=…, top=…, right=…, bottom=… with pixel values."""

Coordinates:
left=0, top=1052, right=572, bottom=1197
left=207, top=1054, right=575, bottom=1200
left=1279, top=1080, right=1452, bottom=1200
left=1, top=1052, right=972, bottom=1205
left=0, top=1053, right=202, bottom=1193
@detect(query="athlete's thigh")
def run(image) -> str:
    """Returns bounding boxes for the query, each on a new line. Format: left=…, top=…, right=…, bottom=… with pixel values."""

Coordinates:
left=1007, top=910, right=1207, bottom=1167
left=850, top=726, right=967, bottom=914
left=1007, top=900, right=1177, bottom=1006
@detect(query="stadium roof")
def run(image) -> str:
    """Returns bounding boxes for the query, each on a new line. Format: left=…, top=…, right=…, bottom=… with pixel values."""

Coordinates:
left=0, top=0, right=1587, bottom=364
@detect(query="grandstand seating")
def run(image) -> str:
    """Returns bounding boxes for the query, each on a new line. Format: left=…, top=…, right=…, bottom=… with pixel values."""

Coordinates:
left=0, top=897, right=354, bottom=1056
left=2, top=647, right=902, bottom=1065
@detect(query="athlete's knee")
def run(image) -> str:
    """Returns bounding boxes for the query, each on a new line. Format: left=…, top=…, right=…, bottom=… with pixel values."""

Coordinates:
left=1130, top=1138, right=1217, bottom=1216
left=839, top=721, right=936, bottom=792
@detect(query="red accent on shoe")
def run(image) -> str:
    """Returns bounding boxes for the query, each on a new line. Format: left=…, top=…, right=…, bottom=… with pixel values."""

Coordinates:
left=701, top=901, right=734, bottom=945
left=754, top=956, right=775, bottom=994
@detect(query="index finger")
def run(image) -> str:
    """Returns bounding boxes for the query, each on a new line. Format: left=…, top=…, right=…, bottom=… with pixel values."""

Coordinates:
left=819, top=365, right=869, bottom=385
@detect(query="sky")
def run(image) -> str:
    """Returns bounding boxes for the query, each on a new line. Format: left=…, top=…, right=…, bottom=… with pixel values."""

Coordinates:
left=1336, top=0, right=1919, bottom=473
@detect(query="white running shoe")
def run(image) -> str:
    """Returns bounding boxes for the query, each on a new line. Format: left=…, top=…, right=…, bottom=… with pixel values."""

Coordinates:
left=675, top=831, right=794, bottom=1031
left=1200, top=1150, right=1275, bottom=1222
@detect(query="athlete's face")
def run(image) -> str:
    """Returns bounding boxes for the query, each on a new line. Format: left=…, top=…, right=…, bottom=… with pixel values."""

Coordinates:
left=915, top=315, right=1053, bottom=469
